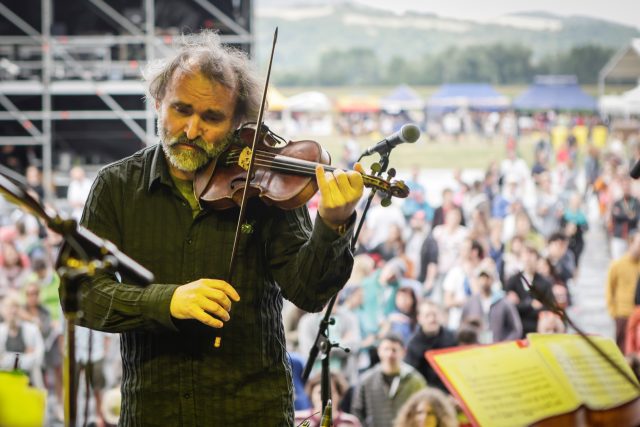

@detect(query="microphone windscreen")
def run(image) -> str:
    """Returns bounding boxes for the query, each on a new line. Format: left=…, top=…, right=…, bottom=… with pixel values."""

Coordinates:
left=400, top=124, right=421, bottom=143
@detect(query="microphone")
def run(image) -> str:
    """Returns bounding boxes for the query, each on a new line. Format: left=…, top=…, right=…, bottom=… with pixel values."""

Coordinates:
left=360, top=123, right=420, bottom=157
left=631, top=159, right=640, bottom=179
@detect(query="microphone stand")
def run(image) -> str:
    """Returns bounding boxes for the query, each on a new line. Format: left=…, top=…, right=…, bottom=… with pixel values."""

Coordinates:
left=302, top=147, right=399, bottom=423
left=519, top=272, right=640, bottom=392
left=0, top=172, right=153, bottom=427
left=57, top=235, right=116, bottom=427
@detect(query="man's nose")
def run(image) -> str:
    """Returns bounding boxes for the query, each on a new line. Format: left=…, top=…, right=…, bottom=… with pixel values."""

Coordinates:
left=185, top=115, right=201, bottom=140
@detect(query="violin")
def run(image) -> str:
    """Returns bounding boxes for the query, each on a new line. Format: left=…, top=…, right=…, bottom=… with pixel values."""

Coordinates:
left=194, top=123, right=410, bottom=210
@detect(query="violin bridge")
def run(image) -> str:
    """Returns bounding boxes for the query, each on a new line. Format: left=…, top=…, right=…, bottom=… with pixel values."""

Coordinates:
left=238, top=147, right=252, bottom=171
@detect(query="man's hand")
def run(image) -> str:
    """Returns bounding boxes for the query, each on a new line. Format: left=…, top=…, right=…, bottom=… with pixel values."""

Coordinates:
left=315, top=163, right=365, bottom=230
left=170, top=279, right=240, bottom=328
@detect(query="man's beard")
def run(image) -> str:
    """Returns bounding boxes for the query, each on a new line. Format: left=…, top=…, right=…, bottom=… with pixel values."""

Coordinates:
left=159, top=120, right=233, bottom=173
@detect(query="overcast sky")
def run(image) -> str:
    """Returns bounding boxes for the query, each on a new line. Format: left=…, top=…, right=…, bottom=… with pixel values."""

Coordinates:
left=354, top=0, right=640, bottom=29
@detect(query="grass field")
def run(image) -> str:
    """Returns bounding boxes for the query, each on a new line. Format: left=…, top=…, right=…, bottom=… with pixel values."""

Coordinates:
left=277, top=85, right=603, bottom=99
left=302, top=132, right=538, bottom=172
left=271, top=83, right=609, bottom=172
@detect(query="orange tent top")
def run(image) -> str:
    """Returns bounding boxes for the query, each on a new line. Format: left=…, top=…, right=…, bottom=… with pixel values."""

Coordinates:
left=336, top=95, right=380, bottom=113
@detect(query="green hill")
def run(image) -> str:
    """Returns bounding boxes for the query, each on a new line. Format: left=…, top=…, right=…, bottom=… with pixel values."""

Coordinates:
left=254, top=2, right=639, bottom=80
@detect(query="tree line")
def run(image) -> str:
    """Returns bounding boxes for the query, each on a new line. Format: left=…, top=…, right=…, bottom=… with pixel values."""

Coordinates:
left=273, top=44, right=614, bottom=86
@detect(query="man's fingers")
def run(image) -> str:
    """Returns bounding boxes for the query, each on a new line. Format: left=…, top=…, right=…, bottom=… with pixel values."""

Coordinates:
left=316, top=165, right=338, bottom=207
left=202, top=288, right=232, bottom=312
left=201, top=279, right=240, bottom=302
left=353, top=162, right=365, bottom=174
left=347, top=171, right=364, bottom=195
left=325, top=172, right=345, bottom=206
left=199, top=297, right=231, bottom=321
left=193, top=308, right=224, bottom=328
left=339, top=170, right=363, bottom=200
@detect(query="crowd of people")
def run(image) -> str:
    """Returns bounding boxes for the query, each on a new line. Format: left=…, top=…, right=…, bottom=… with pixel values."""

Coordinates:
left=0, top=122, right=638, bottom=426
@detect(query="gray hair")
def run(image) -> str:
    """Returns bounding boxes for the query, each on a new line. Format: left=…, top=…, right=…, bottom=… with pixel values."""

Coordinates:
left=142, top=30, right=262, bottom=125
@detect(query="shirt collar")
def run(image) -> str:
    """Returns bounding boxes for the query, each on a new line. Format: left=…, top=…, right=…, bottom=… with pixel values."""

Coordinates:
left=148, top=143, right=174, bottom=192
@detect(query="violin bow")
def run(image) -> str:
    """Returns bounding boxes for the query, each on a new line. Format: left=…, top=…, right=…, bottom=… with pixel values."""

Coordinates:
left=215, top=29, right=278, bottom=349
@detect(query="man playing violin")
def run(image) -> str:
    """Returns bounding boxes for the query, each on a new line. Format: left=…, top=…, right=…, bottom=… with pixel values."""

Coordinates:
left=61, top=30, right=364, bottom=426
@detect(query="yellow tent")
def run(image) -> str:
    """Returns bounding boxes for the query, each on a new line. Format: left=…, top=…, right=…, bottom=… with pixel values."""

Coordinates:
left=267, top=87, right=288, bottom=112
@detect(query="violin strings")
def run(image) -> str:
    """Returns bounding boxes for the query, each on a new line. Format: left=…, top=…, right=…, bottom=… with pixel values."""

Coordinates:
left=223, top=150, right=384, bottom=187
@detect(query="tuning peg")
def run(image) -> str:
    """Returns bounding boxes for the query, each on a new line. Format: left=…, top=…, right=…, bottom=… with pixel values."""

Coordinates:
left=381, top=195, right=392, bottom=207
left=370, top=163, right=382, bottom=174
left=387, top=168, right=396, bottom=178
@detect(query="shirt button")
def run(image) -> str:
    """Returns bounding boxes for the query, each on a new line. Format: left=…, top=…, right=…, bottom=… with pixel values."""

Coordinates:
left=183, top=393, right=191, bottom=399
left=186, top=238, right=193, bottom=245
left=182, top=201, right=187, bottom=207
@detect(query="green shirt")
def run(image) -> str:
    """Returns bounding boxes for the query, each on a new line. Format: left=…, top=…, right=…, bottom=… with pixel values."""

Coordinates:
left=62, top=144, right=355, bottom=426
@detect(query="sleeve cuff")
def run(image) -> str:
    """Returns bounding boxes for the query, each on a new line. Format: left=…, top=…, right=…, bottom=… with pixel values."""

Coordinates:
left=141, top=283, right=181, bottom=332
left=312, top=212, right=357, bottom=245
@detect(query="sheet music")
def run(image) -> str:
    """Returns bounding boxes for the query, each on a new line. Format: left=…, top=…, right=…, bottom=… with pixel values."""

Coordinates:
left=528, top=334, right=640, bottom=410
left=431, top=342, right=580, bottom=427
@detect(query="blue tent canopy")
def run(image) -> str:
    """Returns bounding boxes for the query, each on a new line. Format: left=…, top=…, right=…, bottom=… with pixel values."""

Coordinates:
left=381, top=84, right=424, bottom=113
left=426, top=83, right=509, bottom=114
left=513, top=75, right=597, bottom=111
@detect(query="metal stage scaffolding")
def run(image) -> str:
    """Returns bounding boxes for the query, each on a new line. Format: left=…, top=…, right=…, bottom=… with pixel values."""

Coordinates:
left=0, top=0, right=254, bottom=199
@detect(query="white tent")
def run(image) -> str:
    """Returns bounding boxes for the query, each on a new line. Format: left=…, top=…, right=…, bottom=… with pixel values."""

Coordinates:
left=282, top=91, right=333, bottom=136
left=284, top=91, right=332, bottom=112
left=599, top=39, right=640, bottom=96
left=600, top=85, right=640, bottom=116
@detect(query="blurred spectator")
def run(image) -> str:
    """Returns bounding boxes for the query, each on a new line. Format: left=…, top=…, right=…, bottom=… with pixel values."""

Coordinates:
left=370, top=224, right=405, bottom=263
left=288, top=353, right=312, bottom=411
left=0, top=240, right=31, bottom=296
left=295, top=372, right=361, bottom=427
left=534, top=172, right=562, bottom=239
left=24, top=255, right=61, bottom=323
left=502, top=235, right=525, bottom=282
left=561, top=192, right=588, bottom=267
left=381, top=286, right=419, bottom=345
left=432, top=209, right=468, bottom=301
left=359, top=258, right=410, bottom=366
left=625, top=306, right=640, bottom=357
left=505, top=245, right=555, bottom=336
left=606, top=232, right=640, bottom=351
left=584, top=146, right=601, bottom=195
left=500, top=143, right=529, bottom=190
left=352, top=333, right=426, bottom=427
left=392, top=387, right=458, bottom=427
left=365, top=195, right=406, bottom=248
left=21, top=281, right=62, bottom=409
left=442, top=238, right=484, bottom=330
left=536, top=311, right=566, bottom=334
left=404, top=301, right=456, bottom=392
left=488, top=219, right=505, bottom=283
left=0, top=292, right=44, bottom=387
left=418, top=230, right=439, bottom=296
left=461, top=266, right=522, bottom=343
left=67, top=166, right=93, bottom=221
left=531, top=149, right=549, bottom=181
left=75, top=326, right=109, bottom=427
left=503, top=202, right=545, bottom=252
left=491, top=175, right=519, bottom=219
left=432, top=189, right=465, bottom=228
left=456, top=319, right=480, bottom=346
left=402, top=166, right=433, bottom=222
left=610, top=177, right=640, bottom=260
left=25, top=166, right=44, bottom=201
left=405, top=212, right=430, bottom=280
left=298, top=298, right=361, bottom=384
left=546, top=232, right=575, bottom=287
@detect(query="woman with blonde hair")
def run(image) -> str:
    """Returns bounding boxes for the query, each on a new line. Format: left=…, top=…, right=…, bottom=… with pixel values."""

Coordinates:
left=393, top=387, right=458, bottom=427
